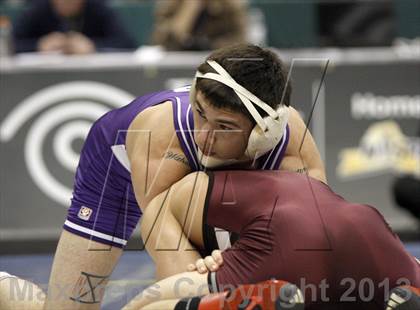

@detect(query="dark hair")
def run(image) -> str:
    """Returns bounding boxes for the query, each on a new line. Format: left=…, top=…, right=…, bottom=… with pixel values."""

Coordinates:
left=195, top=44, right=292, bottom=123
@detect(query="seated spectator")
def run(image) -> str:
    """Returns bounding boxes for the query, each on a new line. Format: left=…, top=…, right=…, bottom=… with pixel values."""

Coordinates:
left=318, top=1, right=395, bottom=47
left=13, top=0, right=137, bottom=54
left=152, top=0, right=248, bottom=51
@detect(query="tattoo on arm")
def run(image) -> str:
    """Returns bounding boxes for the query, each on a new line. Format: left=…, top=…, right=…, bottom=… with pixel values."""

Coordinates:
left=296, top=167, right=308, bottom=174
left=70, top=272, right=110, bottom=304
left=164, top=151, right=190, bottom=167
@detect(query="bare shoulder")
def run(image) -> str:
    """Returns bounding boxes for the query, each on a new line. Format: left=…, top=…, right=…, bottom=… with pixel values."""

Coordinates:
left=130, top=100, right=173, bottom=130
left=125, top=100, right=192, bottom=208
left=126, top=101, right=178, bottom=159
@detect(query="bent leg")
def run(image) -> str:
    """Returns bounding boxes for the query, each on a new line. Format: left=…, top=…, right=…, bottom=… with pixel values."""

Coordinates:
left=43, top=230, right=122, bottom=310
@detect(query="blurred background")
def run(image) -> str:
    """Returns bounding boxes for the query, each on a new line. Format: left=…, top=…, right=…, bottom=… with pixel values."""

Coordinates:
left=0, top=0, right=419, bottom=308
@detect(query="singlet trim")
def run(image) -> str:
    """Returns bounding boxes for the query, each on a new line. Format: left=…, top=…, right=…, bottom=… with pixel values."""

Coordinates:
left=174, top=97, right=199, bottom=170
left=262, top=124, right=290, bottom=170
left=64, top=220, right=127, bottom=245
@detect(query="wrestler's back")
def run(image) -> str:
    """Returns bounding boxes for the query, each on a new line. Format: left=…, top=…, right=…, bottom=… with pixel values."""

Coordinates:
left=207, top=170, right=419, bottom=306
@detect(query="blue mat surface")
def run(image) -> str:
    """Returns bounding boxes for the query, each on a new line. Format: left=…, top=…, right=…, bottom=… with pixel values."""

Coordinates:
left=0, top=250, right=154, bottom=309
left=1, top=243, right=419, bottom=309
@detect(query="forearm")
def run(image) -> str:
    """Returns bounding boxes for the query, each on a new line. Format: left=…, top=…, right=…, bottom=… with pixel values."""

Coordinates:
left=140, top=190, right=202, bottom=279
left=308, top=167, right=327, bottom=184
left=153, top=245, right=202, bottom=280
left=280, top=155, right=327, bottom=183
left=282, top=107, right=327, bottom=183
left=171, top=0, right=203, bottom=37
left=122, top=271, right=208, bottom=310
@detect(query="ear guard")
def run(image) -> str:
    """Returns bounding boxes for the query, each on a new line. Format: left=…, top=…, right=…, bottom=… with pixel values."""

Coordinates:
left=190, top=60, right=289, bottom=168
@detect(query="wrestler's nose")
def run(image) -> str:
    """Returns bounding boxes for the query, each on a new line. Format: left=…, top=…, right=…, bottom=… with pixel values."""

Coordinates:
left=196, top=124, right=215, bottom=150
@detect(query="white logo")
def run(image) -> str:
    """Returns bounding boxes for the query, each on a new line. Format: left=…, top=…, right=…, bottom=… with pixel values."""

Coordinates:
left=351, top=92, right=420, bottom=119
left=78, top=206, right=93, bottom=221
left=0, top=81, right=135, bottom=207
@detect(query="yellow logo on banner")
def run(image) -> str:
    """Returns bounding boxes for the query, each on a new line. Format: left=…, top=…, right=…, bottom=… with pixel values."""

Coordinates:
left=337, top=121, right=419, bottom=179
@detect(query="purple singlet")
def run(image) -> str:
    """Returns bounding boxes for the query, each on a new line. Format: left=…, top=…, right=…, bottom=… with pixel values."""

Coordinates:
left=64, top=87, right=289, bottom=247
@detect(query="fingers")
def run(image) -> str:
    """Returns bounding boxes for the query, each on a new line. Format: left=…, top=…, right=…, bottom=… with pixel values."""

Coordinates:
left=212, top=250, right=223, bottom=265
left=204, top=256, right=218, bottom=272
left=192, top=257, right=217, bottom=274
left=187, top=251, right=224, bottom=274
left=195, top=258, right=207, bottom=273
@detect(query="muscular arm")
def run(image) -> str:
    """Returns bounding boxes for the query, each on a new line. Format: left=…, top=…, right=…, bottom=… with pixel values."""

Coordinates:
left=126, top=101, right=192, bottom=210
left=281, top=107, right=327, bottom=183
left=126, top=102, right=199, bottom=278
left=124, top=173, right=209, bottom=309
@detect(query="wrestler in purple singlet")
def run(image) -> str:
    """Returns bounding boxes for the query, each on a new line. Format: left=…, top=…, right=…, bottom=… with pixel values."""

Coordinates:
left=64, top=87, right=290, bottom=248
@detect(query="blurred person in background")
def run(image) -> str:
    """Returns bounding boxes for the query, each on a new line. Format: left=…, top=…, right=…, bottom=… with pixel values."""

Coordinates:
left=152, top=0, right=248, bottom=51
left=318, top=0, right=395, bottom=47
left=13, top=0, right=137, bottom=54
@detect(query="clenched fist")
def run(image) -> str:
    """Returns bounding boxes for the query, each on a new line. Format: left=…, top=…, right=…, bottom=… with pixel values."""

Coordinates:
left=187, top=250, right=223, bottom=273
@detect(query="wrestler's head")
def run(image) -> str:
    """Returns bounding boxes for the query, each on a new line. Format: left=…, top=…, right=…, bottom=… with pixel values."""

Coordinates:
left=193, top=90, right=253, bottom=160
left=192, top=44, right=291, bottom=164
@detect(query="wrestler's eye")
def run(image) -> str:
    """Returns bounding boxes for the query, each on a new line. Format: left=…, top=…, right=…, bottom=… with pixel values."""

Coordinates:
left=219, top=124, right=233, bottom=131
left=197, top=109, right=207, bottom=120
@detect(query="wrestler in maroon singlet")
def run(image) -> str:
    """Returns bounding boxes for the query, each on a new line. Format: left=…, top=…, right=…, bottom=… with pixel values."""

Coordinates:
left=202, top=170, right=419, bottom=309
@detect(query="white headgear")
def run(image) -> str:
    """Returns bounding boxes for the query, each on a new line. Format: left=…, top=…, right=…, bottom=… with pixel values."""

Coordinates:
left=190, top=60, right=290, bottom=168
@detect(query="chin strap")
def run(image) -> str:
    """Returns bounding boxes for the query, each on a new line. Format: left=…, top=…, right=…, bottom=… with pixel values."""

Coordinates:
left=191, top=60, right=289, bottom=168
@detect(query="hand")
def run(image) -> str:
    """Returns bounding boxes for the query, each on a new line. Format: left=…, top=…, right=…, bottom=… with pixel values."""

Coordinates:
left=187, top=250, right=223, bottom=273
left=37, top=32, right=67, bottom=52
left=65, top=32, right=95, bottom=54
